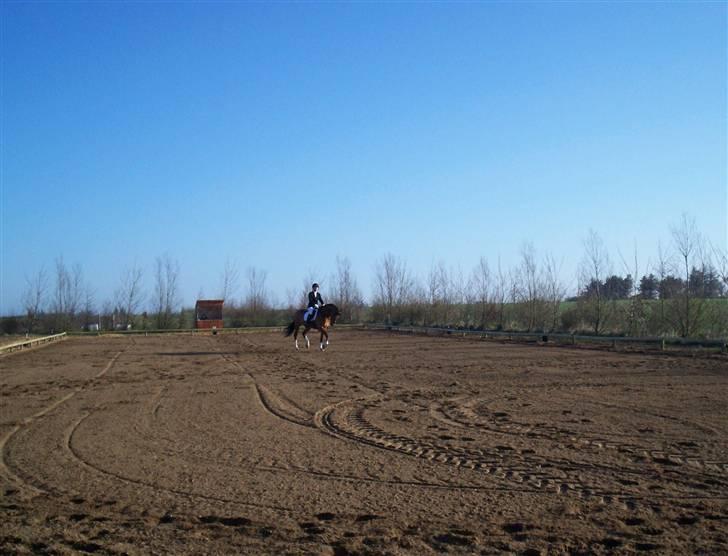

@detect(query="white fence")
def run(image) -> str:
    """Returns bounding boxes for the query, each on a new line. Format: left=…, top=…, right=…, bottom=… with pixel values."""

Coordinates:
left=0, top=333, right=67, bottom=355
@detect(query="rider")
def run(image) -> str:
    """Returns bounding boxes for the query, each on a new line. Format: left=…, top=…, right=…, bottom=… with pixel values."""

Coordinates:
left=305, top=283, right=324, bottom=323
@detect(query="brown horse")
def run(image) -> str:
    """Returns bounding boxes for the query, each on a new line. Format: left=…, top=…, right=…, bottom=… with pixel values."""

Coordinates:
left=284, top=303, right=340, bottom=350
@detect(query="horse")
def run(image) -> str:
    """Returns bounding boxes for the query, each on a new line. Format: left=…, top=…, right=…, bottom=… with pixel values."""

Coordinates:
left=284, top=303, right=340, bottom=351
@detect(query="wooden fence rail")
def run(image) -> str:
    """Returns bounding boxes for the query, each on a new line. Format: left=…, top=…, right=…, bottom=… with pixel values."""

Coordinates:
left=0, top=333, right=67, bottom=355
left=360, top=324, right=728, bottom=353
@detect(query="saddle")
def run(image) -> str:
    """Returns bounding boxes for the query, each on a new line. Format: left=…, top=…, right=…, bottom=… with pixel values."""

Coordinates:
left=305, top=307, right=318, bottom=323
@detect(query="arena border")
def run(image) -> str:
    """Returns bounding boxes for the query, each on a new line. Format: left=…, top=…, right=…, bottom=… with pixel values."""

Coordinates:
left=0, top=333, right=67, bottom=355
left=359, top=324, right=728, bottom=354
left=67, top=324, right=362, bottom=337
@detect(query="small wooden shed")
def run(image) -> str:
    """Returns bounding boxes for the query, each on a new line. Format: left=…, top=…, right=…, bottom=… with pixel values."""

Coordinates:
left=195, top=299, right=224, bottom=330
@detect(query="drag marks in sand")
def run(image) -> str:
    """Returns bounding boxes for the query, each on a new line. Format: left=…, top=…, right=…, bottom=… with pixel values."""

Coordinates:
left=0, top=348, right=123, bottom=496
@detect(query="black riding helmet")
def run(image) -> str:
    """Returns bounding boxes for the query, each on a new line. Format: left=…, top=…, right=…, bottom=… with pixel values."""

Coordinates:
left=312, top=283, right=319, bottom=289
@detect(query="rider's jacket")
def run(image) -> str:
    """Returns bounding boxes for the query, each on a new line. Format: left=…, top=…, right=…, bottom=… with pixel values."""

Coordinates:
left=308, top=291, right=324, bottom=308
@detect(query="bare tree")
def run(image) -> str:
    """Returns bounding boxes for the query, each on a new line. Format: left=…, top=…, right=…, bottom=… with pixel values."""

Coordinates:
left=518, top=242, right=542, bottom=331
left=80, top=285, right=97, bottom=330
left=52, top=257, right=84, bottom=330
left=245, top=267, right=268, bottom=315
left=70, top=264, right=84, bottom=318
left=114, top=263, right=144, bottom=328
left=53, top=258, right=69, bottom=322
left=408, top=280, right=428, bottom=326
left=709, top=241, right=728, bottom=337
left=579, top=230, right=612, bottom=334
left=330, top=256, right=363, bottom=323
left=373, top=253, right=412, bottom=324
left=285, top=287, right=300, bottom=311
left=493, top=257, right=508, bottom=330
left=617, top=244, right=646, bottom=336
left=712, top=241, right=728, bottom=291
left=426, top=261, right=450, bottom=325
left=425, top=262, right=438, bottom=325
left=153, top=254, right=180, bottom=329
left=469, top=257, right=491, bottom=329
left=100, top=299, right=115, bottom=331
left=670, top=214, right=706, bottom=337
left=219, top=257, right=240, bottom=302
left=22, top=267, right=48, bottom=333
left=425, top=261, right=466, bottom=326
left=542, top=252, right=565, bottom=332
left=653, top=241, right=674, bottom=335
left=450, top=265, right=467, bottom=326
left=53, top=259, right=70, bottom=323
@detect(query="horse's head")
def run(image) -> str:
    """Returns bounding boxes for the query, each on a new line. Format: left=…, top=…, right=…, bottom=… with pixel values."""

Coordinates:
left=323, top=303, right=341, bottom=325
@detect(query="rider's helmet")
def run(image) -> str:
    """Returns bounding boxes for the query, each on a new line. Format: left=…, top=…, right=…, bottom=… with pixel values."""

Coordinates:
left=312, top=283, right=319, bottom=290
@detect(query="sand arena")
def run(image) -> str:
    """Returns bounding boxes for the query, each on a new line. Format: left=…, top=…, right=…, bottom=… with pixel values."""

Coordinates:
left=1, top=330, right=727, bottom=554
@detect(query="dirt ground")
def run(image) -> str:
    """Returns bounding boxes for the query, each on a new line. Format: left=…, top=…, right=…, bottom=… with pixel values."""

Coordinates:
left=1, top=330, right=726, bottom=555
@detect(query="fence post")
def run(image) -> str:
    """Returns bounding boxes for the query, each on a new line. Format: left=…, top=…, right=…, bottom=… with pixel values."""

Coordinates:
left=661, top=338, right=666, bottom=352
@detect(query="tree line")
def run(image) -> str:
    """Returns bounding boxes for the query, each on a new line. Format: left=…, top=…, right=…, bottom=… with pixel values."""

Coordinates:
left=368, top=216, right=728, bottom=339
left=5, top=215, right=728, bottom=339
left=7, top=254, right=366, bottom=335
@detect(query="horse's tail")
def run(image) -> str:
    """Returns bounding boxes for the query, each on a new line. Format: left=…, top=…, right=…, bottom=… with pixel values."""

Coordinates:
left=284, top=321, right=296, bottom=337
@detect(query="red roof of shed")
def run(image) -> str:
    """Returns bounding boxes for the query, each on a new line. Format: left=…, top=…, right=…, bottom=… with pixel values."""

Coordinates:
left=195, top=299, right=224, bottom=309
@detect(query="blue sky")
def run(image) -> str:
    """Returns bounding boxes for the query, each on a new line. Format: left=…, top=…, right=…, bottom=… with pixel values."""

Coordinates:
left=1, top=1, right=726, bottom=314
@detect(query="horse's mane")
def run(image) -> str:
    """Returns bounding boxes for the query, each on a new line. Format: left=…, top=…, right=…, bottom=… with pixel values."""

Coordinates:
left=321, top=303, right=340, bottom=318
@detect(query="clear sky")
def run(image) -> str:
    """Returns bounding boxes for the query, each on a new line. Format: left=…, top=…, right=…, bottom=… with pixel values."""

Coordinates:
left=1, top=1, right=726, bottom=314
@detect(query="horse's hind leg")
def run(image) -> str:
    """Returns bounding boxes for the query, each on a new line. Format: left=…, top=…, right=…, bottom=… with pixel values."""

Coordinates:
left=303, top=327, right=310, bottom=349
left=294, top=326, right=300, bottom=350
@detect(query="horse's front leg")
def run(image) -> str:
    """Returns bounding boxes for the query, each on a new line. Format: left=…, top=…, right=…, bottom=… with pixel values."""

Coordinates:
left=320, top=329, right=329, bottom=351
left=303, top=327, right=311, bottom=350
left=294, top=326, right=300, bottom=350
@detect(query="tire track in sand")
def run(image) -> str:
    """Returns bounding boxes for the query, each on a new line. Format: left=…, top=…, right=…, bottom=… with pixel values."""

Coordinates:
left=254, top=383, right=315, bottom=428
left=313, top=398, right=728, bottom=507
left=210, top=338, right=317, bottom=429
left=0, top=349, right=123, bottom=496
left=63, top=410, right=295, bottom=514
left=432, top=398, right=728, bottom=477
